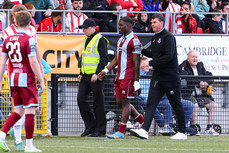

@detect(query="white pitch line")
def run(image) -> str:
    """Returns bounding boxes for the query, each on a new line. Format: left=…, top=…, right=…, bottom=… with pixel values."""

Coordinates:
left=38, top=145, right=229, bottom=152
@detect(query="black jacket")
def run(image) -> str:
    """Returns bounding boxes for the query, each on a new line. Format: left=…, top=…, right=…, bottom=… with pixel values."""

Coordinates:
left=142, top=28, right=180, bottom=81
left=100, top=14, right=118, bottom=32
left=179, top=60, right=214, bottom=99
left=133, top=12, right=152, bottom=33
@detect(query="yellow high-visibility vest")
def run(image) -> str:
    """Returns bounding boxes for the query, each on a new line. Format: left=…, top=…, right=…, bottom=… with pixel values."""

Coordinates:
left=81, top=33, right=109, bottom=74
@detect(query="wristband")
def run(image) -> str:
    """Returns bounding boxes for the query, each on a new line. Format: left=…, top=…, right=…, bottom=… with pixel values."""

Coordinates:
left=134, top=81, right=141, bottom=91
left=103, top=67, right=109, bottom=74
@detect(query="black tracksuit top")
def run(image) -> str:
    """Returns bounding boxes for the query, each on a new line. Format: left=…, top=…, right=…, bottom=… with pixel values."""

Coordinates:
left=142, top=28, right=180, bottom=81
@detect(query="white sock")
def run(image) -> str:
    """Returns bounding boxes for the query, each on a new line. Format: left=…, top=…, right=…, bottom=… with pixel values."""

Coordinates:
left=26, top=138, right=33, bottom=148
left=13, top=115, right=25, bottom=144
left=0, top=131, right=6, bottom=140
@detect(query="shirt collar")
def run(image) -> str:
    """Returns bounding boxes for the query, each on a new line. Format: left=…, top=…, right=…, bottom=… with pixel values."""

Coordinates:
left=155, top=27, right=165, bottom=34
left=122, top=31, right=133, bottom=39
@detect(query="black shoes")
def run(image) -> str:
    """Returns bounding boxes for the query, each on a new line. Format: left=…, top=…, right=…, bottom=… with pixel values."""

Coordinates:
left=81, top=127, right=95, bottom=137
left=88, top=132, right=106, bottom=137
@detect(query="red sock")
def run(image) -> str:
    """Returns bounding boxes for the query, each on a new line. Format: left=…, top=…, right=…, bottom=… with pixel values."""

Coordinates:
left=118, top=123, right=126, bottom=134
left=1, top=112, right=21, bottom=133
left=25, top=114, right=35, bottom=139
left=135, top=114, right=144, bottom=124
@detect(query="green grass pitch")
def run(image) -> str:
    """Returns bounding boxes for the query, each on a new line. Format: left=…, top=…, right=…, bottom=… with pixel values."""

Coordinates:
left=5, top=135, right=229, bottom=153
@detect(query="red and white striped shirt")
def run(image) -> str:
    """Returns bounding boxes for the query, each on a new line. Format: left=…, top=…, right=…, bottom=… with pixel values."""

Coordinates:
left=116, top=32, right=141, bottom=80
left=65, top=12, right=88, bottom=33
left=159, top=2, right=183, bottom=34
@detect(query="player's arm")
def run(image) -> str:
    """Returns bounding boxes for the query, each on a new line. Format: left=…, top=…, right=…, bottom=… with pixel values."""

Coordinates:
left=29, top=56, right=45, bottom=94
left=133, top=53, right=141, bottom=95
left=0, top=54, right=8, bottom=92
left=98, top=53, right=118, bottom=80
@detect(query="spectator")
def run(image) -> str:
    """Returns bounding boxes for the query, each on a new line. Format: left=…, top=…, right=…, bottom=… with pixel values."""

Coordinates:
left=0, top=1, right=15, bottom=31
left=208, top=9, right=224, bottom=34
left=23, top=0, right=54, bottom=24
left=160, top=0, right=185, bottom=34
left=65, top=0, right=88, bottom=32
left=50, top=0, right=72, bottom=9
left=130, top=14, right=186, bottom=140
left=111, top=0, right=143, bottom=17
left=24, top=2, right=36, bottom=27
left=37, top=7, right=64, bottom=32
left=99, top=17, right=144, bottom=139
left=82, top=0, right=109, bottom=25
left=77, top=19, right=108, bottom=137
left=192, top=0, right=210, bottom=20
left=142, top=0, right=160, bottom=12
left=219, top=2, right=229, bottom=33
left=99, top=2, right=122, bottom=32
left=133, top=9, right=152, bottom=33
left=181, top=1, right=197, bottom=33
left=179, top=50, right=219, bottom=136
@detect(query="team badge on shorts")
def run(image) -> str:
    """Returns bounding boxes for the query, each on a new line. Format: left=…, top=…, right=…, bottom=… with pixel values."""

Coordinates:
left=122, top=90, right=126, bottom=94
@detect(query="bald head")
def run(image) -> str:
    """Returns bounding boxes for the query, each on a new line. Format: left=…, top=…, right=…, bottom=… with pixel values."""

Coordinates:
left=187, top=50, right=198, bottom=68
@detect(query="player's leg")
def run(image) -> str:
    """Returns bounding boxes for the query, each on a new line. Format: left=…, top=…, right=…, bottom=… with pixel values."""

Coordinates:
left=24, top=107, right=41, bottom=152
left=0, top=87, right=24, bottom=152
left=22, top=86, right=41, bottom=152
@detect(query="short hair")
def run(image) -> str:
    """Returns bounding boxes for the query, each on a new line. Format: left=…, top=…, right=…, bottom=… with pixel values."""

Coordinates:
left=109, top=2, right=121, bottom=10
left=212, top=8, right=222, bottom=18
left=2, top=1, right=15, bottom=9
left=151, top=13, right=165, bottom=23
left=140, top=57, right=148, bottom=64
left=71, top=0, right=83, bottom=3
left=120, top=16, right=133, bottom=25
left=15, top=10, right=31, bottom=27
left=13, top=4, right=27, bottom=14
left=52, top=7, right=65, bottom=17
left=24, top=2, right=34, bottom=10
left=221, top=2, right=229, bottom=10
left=181, top=1, right=191, bottom=9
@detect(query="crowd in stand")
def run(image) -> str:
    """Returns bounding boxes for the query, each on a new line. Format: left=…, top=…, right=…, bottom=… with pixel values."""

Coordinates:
left=0, top=0, right=229, bottom=33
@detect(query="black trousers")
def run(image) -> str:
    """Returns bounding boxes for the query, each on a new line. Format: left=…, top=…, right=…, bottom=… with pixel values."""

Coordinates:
left=77, top=74, right=106, bottom=134
left=142, top=77, right=186, bottom=133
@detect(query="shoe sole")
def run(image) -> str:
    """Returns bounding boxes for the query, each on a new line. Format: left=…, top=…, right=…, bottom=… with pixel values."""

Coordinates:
left=130, top=130, right=148, bottom=139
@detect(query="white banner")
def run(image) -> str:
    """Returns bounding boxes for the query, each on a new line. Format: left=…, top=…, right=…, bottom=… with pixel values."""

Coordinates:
left=175, top=35, right=229, bottom=76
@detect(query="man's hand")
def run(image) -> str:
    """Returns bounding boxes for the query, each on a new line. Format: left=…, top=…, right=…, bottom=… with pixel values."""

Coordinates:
left=98, top=71, right=106, bottom=80
left=134, top=81, right=141, bottom=95
left=39, top=82, right=45, bottom=95
left=77, top=75, right=82, bottom=82
left=200, top=81, right=208, bottom=89
left=91, top=74, right=98, bottom=82
left=98, top=67, right=109, bottom=81
left=44, top=9, right=52, bottom=17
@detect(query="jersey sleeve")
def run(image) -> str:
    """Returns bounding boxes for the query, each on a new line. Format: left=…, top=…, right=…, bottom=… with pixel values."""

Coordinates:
left=27, top=37, right=36, bottom=57
left=132, top=38, right=141, bottom=54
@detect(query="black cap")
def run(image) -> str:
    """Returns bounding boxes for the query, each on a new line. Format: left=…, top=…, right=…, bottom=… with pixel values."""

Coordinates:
left=79, top=19, right=96, bottom=29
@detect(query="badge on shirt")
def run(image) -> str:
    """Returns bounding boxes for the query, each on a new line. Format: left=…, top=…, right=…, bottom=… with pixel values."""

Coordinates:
left=87, top=47, right=91, bottom=52
left=158, top=38, right=161, bottom=43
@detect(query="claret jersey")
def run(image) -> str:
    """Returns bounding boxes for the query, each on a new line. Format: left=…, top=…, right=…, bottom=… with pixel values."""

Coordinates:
left=2, top=31, right=36, bottom=87
left=116, top=32, right=141, bottom=80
